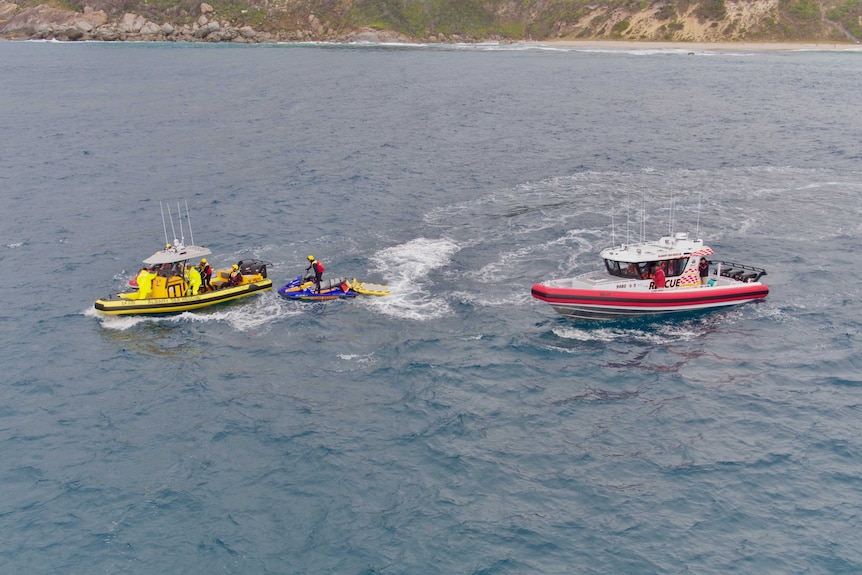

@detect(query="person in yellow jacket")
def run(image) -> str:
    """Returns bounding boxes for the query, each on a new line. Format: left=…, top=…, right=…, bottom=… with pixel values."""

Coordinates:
left=186, top=263, right=202, bottom=295
left=135, top=267, right=154, bottom=300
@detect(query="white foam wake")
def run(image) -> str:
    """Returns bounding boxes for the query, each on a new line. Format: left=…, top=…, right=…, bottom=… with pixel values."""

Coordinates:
left=365, top=237, right=460, bottom=320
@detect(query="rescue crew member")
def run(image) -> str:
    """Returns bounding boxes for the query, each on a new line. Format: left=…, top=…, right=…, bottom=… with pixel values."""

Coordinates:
left=641, top=265, right=652, bottom=280
left=228, top=263, right=242, bottom=286
left=135, top=267, right=154, bottom=300
left=653, top=262, right=666, bottom=290
left=198, top=258, right=213, bottom=291
left=306, top=255, right=324, bottom=293
left=699, top=258, right=710, bottom=284
left=187, top=263, right=202, bottom=295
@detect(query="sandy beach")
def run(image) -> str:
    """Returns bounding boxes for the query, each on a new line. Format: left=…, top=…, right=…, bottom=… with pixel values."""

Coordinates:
left=536, top=39, right=862, bottom=51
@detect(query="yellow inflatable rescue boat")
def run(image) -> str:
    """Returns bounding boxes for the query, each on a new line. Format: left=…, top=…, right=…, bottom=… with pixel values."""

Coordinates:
left=94, top=202, right=272, bottom=316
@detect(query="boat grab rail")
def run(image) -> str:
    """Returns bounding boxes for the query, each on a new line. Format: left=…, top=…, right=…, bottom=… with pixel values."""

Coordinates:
left=713, top=260, right=767, bottom=282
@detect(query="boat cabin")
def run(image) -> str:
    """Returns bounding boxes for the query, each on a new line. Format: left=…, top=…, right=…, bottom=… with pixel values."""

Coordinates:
left=601, top=232, right=710, bottom=281
left=606, top=257, right=691, bottom=280
left=138, top=242, right=213, bottom=299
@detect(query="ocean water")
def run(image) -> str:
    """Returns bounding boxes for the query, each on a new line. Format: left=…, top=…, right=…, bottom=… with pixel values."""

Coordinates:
left=2, top=40, right=862, bottom=574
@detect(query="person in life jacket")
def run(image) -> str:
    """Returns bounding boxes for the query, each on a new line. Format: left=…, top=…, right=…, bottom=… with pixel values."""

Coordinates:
left=135, top=267, right=154, bottom=300
left=186, top=263, right=202, bottom=295
left=306, top=255, right=325, bottom=293
left=653, top=262, right=666, bottom=290
left=698, top=257, right=710, bottom=284
left=228, top=263, right=242, bottom=286
left=198, top=258, right=213, bottom=291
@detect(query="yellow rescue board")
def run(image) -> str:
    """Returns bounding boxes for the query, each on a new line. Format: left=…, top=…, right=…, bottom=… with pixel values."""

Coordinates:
left=350, top=279, right=389, bottom=296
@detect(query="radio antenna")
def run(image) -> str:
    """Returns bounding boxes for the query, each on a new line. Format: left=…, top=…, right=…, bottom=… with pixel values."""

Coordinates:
left=668, top=191, right=674, bottom=237
left=166, top=202, right=178, bottom=245
left=696, top=193, right=702, bottom=239
left=625, top=191, right=630, bottom=243
left=641, top=189, right=646, bottom=243
left=185, top=200, right=195, bottom=247
left=160, top=201, right=169, bottom=246
left=176, top=201, right=185, bottom=246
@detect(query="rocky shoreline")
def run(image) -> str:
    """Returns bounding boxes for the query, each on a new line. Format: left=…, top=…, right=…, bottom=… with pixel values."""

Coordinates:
left=2, top=0, right=860, bottom=46
left=0, top=1, right=462, bottom=43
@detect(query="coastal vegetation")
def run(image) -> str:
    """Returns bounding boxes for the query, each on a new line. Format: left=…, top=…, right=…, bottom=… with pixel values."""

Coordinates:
left=2, top=0, right=861, bottom=42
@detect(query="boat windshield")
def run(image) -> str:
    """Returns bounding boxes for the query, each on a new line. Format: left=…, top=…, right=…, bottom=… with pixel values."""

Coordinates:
left=605, top=257, right=691, bottom=279
left=605, top=260, right=641, bottom=279
left=665, top=258, right=689, bottom=276
left=152, top=262, right=186, bottom=277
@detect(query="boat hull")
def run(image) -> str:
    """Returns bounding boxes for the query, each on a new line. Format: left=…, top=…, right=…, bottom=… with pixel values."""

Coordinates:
left=277, top=276, right=357, bottom=301
left=531, top=283, right=769, bottom=320
left=277, top=275, right=389, bottom=301
left=95, top=279, right=272, bottom=315
left=278, top=288, right=358, bottom=301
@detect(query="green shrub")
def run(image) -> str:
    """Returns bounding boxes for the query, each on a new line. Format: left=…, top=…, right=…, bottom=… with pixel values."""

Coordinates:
left=655, top=3, right=676, bottom=20
left=782, top=0, right=819, bottom=20
left=693, top=0, right=726, bottom=21
left=612, top=19, right=630, bottom=33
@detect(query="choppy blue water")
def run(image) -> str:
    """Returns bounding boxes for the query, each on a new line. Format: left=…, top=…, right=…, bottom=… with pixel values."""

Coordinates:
left=2, top=40, right=862, bottom=574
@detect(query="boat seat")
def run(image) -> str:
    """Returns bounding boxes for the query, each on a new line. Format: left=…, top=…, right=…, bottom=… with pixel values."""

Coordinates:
left=739, top=272, right=759, bottom=282
left=720, top=268, right=738, bottom=277
left=238, top=259, right=268, bottom=278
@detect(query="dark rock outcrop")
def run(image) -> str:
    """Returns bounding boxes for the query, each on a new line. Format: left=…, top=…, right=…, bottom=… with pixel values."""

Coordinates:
left=0, top=2, right=278, bottom=42
left=0, top=1, right=423, bottom=43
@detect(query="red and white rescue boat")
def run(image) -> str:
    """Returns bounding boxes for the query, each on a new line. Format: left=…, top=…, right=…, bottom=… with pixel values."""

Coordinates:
left=531, top=232, right=768, bottom=320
